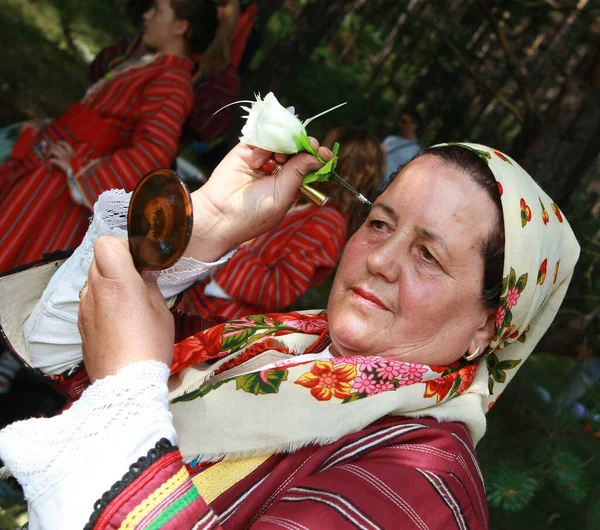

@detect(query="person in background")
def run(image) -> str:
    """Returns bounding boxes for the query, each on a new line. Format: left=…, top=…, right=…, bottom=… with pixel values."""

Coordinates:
left=179, top=127, right=385, bottom=319
left=90, top=0, right=242, bottom=146
left=382, top=109, right=422, bottom=183
left=0, top=0, right=219, bottom=273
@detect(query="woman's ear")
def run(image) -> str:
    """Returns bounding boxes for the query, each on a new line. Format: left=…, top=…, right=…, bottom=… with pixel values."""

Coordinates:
left=468, top=307, right=497, bottom=358
left=173, top=18, right=190, bottom=39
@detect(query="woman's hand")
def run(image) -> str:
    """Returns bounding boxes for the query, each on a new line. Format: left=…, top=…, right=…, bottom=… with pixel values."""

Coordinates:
left=187, top=140, right=332, bottom=262
left=78, top=236, right=174, bottom=382
left=18, top=119, right=44, bottom=137
left=47, top=141, right=75, bottom=174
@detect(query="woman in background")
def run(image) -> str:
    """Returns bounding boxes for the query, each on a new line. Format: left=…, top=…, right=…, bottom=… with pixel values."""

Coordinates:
left=0, top=0, right=218, bottom=272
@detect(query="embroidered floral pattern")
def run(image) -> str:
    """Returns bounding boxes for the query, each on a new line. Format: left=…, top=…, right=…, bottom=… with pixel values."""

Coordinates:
left=295, top=361, right=357, bottom=401
left=537, top=259, right=547, bottom=285
left=554, top=260, right=560, bottom=284
left=497, top=181, right=504, bottom=197
left=424, top=362, right=478, bottom=403
left=494, top=150, right=512, bottom=165
left=551, top=202, right=563, bottom=223
left=540, top=199, right=549, bottom=225
left=494, top=267, right=528, bottom=344
left=520, top=198, right=532, bottom=227
left=487, top=352, right=522, bottom=394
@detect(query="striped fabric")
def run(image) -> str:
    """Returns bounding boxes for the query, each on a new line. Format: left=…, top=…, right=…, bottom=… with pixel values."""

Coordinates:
left=0, top=55, right=193, bottom=272
left=180, top=204, right=348, bottom=319
left=90, top=35, right=241, bottom=143
left=89, top=417, right=488, bottom=529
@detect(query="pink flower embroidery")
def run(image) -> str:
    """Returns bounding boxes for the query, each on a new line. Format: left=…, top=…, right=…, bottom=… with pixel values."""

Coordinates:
left=330, top=356, right=359, bottom=366
left=352, top=373, right=377, bottom=394
left=506, top=286, right=520, bottom=309
left=495, top=306, right=506, bottom=329
left=397, top=363, right=427, bottom=383
left=280, top=319, right=328, bottom=332
left=376, top=363, right=403, bottom=381
left=358, top=357, right=382, bottom=371
left=372, top=381, right=395, bottom=394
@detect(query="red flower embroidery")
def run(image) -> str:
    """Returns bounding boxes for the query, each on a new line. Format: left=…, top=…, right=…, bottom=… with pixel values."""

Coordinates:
left=520, top=198, right=532, bottom=227
left=424, top=372, right=459, bottom=403
left=554, top=260, right=560, bottom=284
left=494, top=151, right=512, bottom=164
left=270, top=312, right=328, bottom=333
left=539, top=199, right=549, bottom=225
left=497, top=181, right=503, bottom=197
left=537, top=258, right=547, bottom=285
left=551, top=202, right=563, bottom=223
left=171, top=323, right=226, bottom=374
left=295, top=361, right=357, bottom=401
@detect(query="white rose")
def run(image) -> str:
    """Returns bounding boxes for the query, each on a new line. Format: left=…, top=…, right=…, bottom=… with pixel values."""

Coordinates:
left=220, top=92, right=347, bottom=155
left=240, top=93, right=305, bottom=154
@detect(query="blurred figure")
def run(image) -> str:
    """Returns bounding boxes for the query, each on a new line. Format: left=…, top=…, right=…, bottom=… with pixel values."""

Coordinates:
left=0, top=0, right=218, bottom=272
left=382, top=109, right=422, bottom=183
left=180, top=127, right=385, bottom=319
left=90, top=0, right=242, bottom=146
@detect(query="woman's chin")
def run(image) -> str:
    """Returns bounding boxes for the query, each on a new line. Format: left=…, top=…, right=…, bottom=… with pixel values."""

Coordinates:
left=329, top=319, right=373, bottom=357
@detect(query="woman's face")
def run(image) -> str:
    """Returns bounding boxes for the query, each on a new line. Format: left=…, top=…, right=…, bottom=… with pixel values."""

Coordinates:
left=142, top=0, right=181, bottom=52
left=327, top=155, right=498, bottom=365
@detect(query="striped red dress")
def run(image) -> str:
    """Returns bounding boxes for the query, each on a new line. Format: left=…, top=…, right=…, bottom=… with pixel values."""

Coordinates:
left=0, top=55, right=193, bottom=272
left=180, top=203, right=348, bottom=319
left=84, top=416, right=488, bottom=529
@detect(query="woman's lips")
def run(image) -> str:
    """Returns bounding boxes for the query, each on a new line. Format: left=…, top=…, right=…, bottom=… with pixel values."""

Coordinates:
left=351, top=287, right=388, bottom=311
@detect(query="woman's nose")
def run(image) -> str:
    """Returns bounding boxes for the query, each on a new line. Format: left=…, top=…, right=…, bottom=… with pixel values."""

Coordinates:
left=365, top=237, right=403, bottom=283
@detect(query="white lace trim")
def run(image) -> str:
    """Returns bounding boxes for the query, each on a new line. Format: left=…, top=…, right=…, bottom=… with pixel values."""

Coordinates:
left=0, top=361, right=173, bottom=503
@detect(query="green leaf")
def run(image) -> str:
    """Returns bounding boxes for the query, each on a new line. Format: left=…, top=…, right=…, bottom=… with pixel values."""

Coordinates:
left=171, top=379, right=229, bottom=403
left=235, top=369, right=288, bottom=395
left=221, top=327, right=255, bottom=352
left=508, top=268, right=517, bottom=289
left=487, top=352, right=499, bottom=369
left=497, top=359, right=522, bottom=371
left=332, top=141, right=340, bottom=157
left=488, top=376, right=495, bottom=394
left=303, top=170, right=330, bottom=185
left=516, top=273, right=528, bottom=293
left=316, top=156, right=336, bottom=175
left=494, top=369, right=507, bottom=384
left=342, top=392, right=367, bottom=404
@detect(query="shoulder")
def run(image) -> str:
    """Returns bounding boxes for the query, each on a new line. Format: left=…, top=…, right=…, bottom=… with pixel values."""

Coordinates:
left=341, top=417, right=480, bottom=476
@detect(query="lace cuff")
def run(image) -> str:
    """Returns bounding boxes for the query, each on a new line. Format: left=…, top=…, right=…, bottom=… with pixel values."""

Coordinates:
left=0, top=360, right=175, bottom=530
left=24, top=189, right=236, bottom=375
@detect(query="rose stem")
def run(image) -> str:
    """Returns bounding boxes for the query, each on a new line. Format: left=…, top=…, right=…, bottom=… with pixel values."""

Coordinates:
left=330, top=170, right=373, bottom=206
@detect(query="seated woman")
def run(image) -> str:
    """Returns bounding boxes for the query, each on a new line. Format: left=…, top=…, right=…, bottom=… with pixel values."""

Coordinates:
left=0, top=0, right=218, bottom=272
left=180, top=127, right=384, bottom=319
left=0, top=140, right=579, bottom=529
left=90, top=0, right=242, bottom=146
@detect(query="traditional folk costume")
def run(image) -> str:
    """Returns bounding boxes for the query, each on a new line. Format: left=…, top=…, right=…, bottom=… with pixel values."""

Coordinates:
left=0, top=144, right=580, bottom=529
left=180, top=202, right=348, bottom=319
left=90, top=35, right=241, bottom=143
left=0, top=54, right=193, bottom=272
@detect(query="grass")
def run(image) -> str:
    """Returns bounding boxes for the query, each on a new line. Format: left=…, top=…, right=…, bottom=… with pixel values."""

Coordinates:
left=0, top=0, right=132, bottom=126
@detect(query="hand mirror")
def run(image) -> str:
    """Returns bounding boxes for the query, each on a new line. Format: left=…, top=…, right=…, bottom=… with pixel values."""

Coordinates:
left=127, top=169, right=193, bottom=271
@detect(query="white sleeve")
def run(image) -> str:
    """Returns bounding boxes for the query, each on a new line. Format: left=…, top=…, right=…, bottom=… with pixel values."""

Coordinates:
left=24, top=189, right=235, bottom=376
left=0, top=360, right=173, bottom=530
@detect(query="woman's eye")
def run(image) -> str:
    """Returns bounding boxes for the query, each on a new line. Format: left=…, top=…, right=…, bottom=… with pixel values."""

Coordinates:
left=368, top=219, right=388, bottom=231
left=420, top=246, right=438, bottom=264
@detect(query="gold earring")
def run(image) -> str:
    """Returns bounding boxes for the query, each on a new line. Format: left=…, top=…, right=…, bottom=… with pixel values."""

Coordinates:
left=464, top=346, right=481, bottom=362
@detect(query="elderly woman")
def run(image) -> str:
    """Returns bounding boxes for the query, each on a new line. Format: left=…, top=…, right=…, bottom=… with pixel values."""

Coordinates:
left=0, top=140, right=578, bottom=529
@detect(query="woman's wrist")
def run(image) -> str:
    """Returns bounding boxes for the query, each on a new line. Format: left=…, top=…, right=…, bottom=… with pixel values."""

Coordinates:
left=187, top=188, right=238, bottom=262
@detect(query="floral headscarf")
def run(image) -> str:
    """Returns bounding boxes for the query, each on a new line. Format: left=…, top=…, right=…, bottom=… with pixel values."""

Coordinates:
left=164, top=143, right=580, bottom=460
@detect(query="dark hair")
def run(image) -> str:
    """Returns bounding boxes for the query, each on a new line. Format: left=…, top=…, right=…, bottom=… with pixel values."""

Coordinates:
left=321, top=127, right=385, bottom=219
left=171, top=0, right=219, bottom=54
left=383, top=145, right=505, bottom=309
left=401, top=109, right=422, bottom=136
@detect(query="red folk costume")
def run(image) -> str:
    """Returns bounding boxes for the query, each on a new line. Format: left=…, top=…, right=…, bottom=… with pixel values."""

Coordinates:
left=0, top=55, right=193, bottom=272
left=90, top=35, right=241, bottom=143
left=180, top=203, right=348, bottom=319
